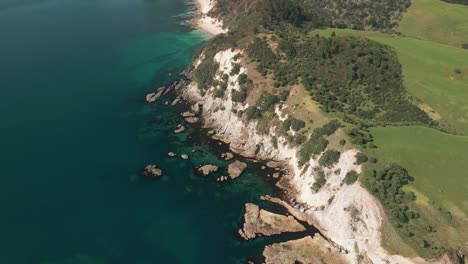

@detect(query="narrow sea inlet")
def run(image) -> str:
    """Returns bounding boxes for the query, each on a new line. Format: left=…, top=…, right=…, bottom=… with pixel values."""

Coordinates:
left=0, top=0, right=281, bottom=263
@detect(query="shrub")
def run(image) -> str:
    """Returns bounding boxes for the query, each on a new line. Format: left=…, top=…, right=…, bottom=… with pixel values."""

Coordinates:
left=355, top=152, right=368, bottom=165
left=230, top=63, right=241, bottom=75
left=311, top=169, right=326, bottom=192
left=283, top=117, right=305, bottom=132
left=344, top=170, right=359, bottom=185
left=319, top=149, right=341, bottom=168
left=339, top=139, right=346, bottom=146
left=231, top=87, right=248, bottom=103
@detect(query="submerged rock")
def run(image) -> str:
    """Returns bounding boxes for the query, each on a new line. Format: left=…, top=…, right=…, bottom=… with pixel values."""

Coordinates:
left=228, top=160, right=247, bottom=179
left=142, top=165, right=163, bottom=178
left=197, top=165, right=219, bottom=176
left=238, top=203, right=306, bottom=240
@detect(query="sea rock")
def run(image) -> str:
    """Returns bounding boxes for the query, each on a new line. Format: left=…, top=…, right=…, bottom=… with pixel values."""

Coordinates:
left=227, top=160, right=247, bottom=179
left=272, top=172, right=280, bottom=179
left=197, top=165, right=219, bottom=176
left=174, top=124, right=185, bottom=133
left=238, top=203, right=306, bottom=240
left=181, top=111, right=195, bottom=118
left=168, top=152, right=177, bottom=157
left=142, top=165, right=163, bottom=178
left=146, top=93, right=157, bottom=103
left=185, top=117, right=199, bottom=123
left=221, top=152, right=234, bottom=160
left=181, top=154, right=189, bottom=160
left=216, top=175, right=229, bottom=182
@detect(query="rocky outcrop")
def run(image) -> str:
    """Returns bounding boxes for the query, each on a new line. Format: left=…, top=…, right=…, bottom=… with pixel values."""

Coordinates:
left=197, top=165, right=219, bottom=176
left=142, top=165, right=163, bottom=178
left=146, top=87, right=165, bottom=103
left=238, top=203, right=306, bottom=240
left=227, top=160, right=247, bottom=179
left=221, top=152, right=234, bottom=160
left=263, top=235, right=347, bottom=264
left=174, top=124, right=185, bottom=133
left=181, top=111, right=195, bottom=118
left=185, top=117, right=199, bottom=123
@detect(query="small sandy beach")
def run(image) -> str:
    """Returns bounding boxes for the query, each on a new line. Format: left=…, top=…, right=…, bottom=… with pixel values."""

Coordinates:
left=193, top=0, right=226, bottom=36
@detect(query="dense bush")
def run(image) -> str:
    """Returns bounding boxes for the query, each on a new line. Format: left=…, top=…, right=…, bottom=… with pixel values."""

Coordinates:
left=192, top=58, right=219, bottom=90
left=319, top=149, right=341, bottom=168
left=362, top=164, right=415, bottom=224
left=272, top=35, right=432, bottom=126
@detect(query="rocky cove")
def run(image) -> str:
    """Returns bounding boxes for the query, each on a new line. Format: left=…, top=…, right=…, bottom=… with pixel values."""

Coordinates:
left=140, top=39, right=453, bottom=263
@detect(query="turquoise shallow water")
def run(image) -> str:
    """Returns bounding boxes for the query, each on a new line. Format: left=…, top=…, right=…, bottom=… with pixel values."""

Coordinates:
left=0, top=0, right=282, bottom=263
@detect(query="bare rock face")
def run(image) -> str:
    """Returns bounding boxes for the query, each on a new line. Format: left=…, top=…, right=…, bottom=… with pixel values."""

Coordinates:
left=142, top=165, right=163, bottom=178
left=238, top=203, right=306, bottom=240
left=263, top=235, right=347, bottom=264
left=174, top=124, right=185, bottom=133
left=228, top=160, right=247, bottom=179
left=197, top=165, right=219, bottom=176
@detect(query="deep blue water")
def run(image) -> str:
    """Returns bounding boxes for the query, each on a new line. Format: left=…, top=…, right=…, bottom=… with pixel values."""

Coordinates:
left=0, top=0, right=279, bottom=263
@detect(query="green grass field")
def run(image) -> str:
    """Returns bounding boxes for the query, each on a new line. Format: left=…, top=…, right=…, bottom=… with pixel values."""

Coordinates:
left=398, top=0, right=468, bottom=48
left=370, top=126, right=468, bottom=216
left=313, top=29, right=468, bottom=135
left=313, top=28, right=468, bottom=256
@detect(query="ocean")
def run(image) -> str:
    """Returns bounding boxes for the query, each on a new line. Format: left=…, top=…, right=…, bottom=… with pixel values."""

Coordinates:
left=0, top=0, right=284, bottom=263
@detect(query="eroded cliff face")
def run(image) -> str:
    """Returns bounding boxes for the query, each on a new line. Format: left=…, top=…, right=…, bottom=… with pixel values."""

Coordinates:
left=179, top=49, right=441, bottom=264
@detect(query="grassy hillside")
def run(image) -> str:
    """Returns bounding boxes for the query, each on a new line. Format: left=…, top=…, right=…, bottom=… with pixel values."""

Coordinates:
left=370, top=126, right=468, bottom=257
left=312, top=28, right=468, bottom=257
left=370, top=126, right=468, bottom=216
left=398, top=0, right=468, bottom=48
left=314, top=29, right=468, bottom=135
